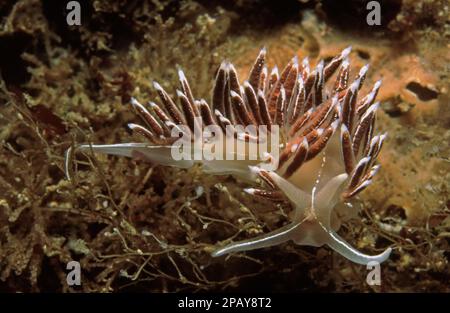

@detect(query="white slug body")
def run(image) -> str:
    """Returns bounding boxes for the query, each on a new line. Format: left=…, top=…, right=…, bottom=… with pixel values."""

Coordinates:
left=65, top=47, right=391, bottom=265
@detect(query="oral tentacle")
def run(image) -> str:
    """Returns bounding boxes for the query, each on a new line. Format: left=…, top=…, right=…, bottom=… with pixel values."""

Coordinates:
left=324, top=228, right=392, bottom=265
left=211, top=219, right=304, bottom=257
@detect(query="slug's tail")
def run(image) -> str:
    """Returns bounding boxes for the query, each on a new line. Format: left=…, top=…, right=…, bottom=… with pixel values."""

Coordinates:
left=64, top=143, right=194, bottom=181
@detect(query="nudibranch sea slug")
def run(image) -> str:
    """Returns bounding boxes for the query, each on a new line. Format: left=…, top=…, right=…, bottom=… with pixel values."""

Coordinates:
left=65, top=47, right=392, bottom=265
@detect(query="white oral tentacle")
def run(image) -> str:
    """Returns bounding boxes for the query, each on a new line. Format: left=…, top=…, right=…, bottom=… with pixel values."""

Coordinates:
left=211, top=219, right=305, bottom=257
left=324, top=228, right=392, bottom=265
